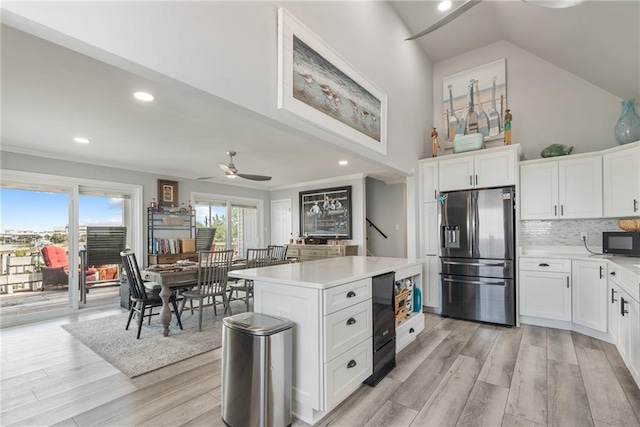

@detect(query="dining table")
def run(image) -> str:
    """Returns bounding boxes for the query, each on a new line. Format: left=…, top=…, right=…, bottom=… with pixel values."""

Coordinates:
left=141, top=259, right=248, bottom=336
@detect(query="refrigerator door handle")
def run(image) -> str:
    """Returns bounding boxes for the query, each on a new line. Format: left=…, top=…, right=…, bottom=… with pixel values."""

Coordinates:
left=442, top=260, right=505, bottom=267
left=442, top=277, right=506, bottom=286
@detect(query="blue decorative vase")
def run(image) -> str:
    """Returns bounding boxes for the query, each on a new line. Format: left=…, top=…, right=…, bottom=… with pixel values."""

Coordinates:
left=614, top=99, right=640, bottom=145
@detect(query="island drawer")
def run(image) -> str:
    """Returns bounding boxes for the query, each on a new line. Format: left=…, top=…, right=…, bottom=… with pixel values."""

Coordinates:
left=323, top=278, right=372, bottom=315
left=396, top=313, right=424, bottom=353
left=519, top=257, right=571, bottom=273
left=324, top=300, right=372, bottom=361
left=323, top=338, right=372, bottom=410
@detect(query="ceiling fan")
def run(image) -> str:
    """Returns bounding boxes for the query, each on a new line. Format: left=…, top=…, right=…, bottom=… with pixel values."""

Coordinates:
left=198, top=151, right=272, bottom=181
left=405, top=0, right=583, bottom=40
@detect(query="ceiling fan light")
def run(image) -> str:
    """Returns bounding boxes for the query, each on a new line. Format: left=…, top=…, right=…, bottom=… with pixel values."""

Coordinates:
left=438, top=1, right=452, bottom=12
left=522, top=0, right=583, bottom=8
left=226, top=174, right=237, bottom=179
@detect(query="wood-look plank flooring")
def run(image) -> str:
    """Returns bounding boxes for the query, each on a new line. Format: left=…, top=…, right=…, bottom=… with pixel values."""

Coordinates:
left=1, top=310, right=639, bottom=427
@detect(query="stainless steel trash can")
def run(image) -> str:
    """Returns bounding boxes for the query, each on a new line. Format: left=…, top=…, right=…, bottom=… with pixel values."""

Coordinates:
left=221, top=312, right=293, bottom=427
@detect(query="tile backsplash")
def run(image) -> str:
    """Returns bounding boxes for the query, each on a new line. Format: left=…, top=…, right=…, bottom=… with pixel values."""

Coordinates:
left=520, top=219, right=621, bottom=248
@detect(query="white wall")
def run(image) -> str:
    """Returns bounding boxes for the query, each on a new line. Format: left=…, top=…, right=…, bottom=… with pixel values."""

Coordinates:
left=2, top=1, right=432, bottom=175
left=365, top=177, right=406, bottom=258
left=270, top=176, right=366, bottom=252
left=433, top=41, right=622, bottom=161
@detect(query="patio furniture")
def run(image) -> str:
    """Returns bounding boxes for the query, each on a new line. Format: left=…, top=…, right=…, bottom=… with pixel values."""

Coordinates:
left=41, top=245, right=97, bottom=290
left=80, top=226, right=127, bottom=302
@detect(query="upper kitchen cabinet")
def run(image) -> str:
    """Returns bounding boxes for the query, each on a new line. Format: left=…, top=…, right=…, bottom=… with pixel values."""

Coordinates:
left=420, top=160, right=439, bottom=203
left=438, top=145, right=520, bottom=192
left=520, top=154, right=602, bottom=220
left=603, top=144, right=640, bottom=217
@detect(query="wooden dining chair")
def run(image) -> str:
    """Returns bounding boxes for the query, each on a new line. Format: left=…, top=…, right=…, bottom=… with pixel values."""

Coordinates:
left=120, top=251, right=183, bottom=339
left=267, top=245, right=288, bottom=265
left=228, top=247, right=272, bottom=312
left=179, top=249, right=234, bottom=331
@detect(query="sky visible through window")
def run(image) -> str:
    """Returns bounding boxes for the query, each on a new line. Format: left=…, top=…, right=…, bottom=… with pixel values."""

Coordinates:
left=1, top=189, right=124, bottom=232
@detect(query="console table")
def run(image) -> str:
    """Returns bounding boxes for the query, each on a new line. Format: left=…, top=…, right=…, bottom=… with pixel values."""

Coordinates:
left=286, top=244, right=358, bottom=262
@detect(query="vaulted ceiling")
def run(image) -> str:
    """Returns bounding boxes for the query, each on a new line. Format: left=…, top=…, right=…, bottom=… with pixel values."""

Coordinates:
left=2, top=1, right=638, bottom=191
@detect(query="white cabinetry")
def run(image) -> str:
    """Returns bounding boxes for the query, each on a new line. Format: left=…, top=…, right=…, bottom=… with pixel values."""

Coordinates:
left=420, top=160, right=439, bottom=203
left=519, top=258, right=572, bottom=321
left=572, top=260, right=607, bottom=333
left=603, top=145, right=640, bottom=217
left=439, top=146, right=517, bottom=192
left=419, top=158, right=440, bottom=311
left=520, top=155, right=602, bottom=220
left=608, top=266, right=640, bottom=386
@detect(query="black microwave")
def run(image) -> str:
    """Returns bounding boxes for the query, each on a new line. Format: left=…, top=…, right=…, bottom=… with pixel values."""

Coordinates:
left=603, top=232, right=640, bottom=257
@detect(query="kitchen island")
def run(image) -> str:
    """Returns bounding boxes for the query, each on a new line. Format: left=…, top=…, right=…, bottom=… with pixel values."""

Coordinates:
left=229, top=256, right=424, bottom=425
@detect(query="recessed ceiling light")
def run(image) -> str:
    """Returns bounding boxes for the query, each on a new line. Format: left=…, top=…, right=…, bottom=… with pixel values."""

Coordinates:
left=339, top=160, right=349, bottom=166
left=74, top=137, right=90, bottom=144
left=438, top=1, right=452, bottom=12
left=134, top=91, right=155, bottom=102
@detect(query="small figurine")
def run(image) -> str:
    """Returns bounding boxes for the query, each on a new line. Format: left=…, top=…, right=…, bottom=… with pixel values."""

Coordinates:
left=504, top=109, right=512, bottom=145
left=431, top=127, right=439, bottom=157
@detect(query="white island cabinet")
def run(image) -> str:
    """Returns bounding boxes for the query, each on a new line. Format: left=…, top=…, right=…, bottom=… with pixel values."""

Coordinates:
left=229, top=256, right=424, bottom=426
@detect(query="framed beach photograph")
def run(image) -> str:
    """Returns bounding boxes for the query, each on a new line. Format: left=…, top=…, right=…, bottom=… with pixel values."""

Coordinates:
left=277, top=8, right=387, bottom=155
left=299, top=186, right=352, bottom=239
left=157, top=179, right=179, bottom=208
left=442, top=59, right=506, bottom=148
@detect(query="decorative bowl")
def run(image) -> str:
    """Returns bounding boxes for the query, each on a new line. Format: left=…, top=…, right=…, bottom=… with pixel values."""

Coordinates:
left=540, top=144, right=574, bottom=158
left=617, top=219, right=640, bottom=231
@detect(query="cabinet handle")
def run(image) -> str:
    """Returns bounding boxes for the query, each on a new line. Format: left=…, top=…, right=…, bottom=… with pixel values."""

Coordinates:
left=554, top=205, right=558, bottom=216
left=346, top=317, right=356, bottom=325
left=538, top=263, right=549, bottom=267
left=475, top=174, right=478, bottom=185
left=434, top=189, right=437, bottom=200
left=612, top=288, right=618, bottom=304
left=634, top=199, right=638, bottom=212
left=347, top=360, right=357, bottom=369
left=346, top=291, right=356, bottom=298
left=409, top=327, right=415, bottom=333
left=621, top=297, right=628, bottom=316
left=561, top=205, right=564, bottom=216
left=469, top=175, right=473, bottom=185
left=599, top=266, right=604, bottom=279
left=566, top=276, right=570, bottom=288
left=610, top=271, right=616, bottom=276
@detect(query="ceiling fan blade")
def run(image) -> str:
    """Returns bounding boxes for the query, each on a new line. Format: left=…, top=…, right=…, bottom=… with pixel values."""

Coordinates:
left=197, top=176, right=218, bottom=180
left=405, top=0, right=482, bottom=40
left=237, top=173, right=272, bottom=181
left=219, top=162, right=234, bottom=174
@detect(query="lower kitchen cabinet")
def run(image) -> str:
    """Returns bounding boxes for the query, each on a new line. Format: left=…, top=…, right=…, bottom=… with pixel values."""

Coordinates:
left=519, top=258, right=572, bottom=321
left=424, top=255, right=439, bottom=309
left=609, top=266, right=640, bottom=385
left=572, top=260, right=607, bottom=333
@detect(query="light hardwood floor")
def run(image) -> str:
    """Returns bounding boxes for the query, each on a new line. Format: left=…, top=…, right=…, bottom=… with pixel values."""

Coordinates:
left=1, top=310, right=639, bottom=427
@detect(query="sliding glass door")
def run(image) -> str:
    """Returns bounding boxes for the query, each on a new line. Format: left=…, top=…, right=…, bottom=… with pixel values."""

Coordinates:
left=193, top=194, right=264, bottom=259
left=0, top=170, right=143, bottom=323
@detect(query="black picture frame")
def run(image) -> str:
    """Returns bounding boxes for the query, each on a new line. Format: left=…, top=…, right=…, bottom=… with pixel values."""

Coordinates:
left=299, top=186, right=352, bottom=239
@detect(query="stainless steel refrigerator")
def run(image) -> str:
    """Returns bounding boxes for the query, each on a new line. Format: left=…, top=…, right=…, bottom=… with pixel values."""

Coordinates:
left=440, top=186, right=516, bottom=326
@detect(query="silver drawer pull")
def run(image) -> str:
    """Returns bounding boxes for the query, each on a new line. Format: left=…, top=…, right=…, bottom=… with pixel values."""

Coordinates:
left=443, top=261, right=505, bottom=267
left=443, top=277, right=506, bottom=286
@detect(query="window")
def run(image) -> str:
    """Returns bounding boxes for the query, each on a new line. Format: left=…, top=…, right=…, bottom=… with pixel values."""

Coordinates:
left=193, top=193, right=264, bottom=259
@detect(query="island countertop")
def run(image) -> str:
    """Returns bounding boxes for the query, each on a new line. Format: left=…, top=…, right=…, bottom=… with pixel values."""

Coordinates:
left=228, top=256, right=423, bottom=290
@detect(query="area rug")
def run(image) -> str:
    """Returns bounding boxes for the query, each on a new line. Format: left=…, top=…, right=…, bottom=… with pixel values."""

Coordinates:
left=62, top=300, right=250, bottom=378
